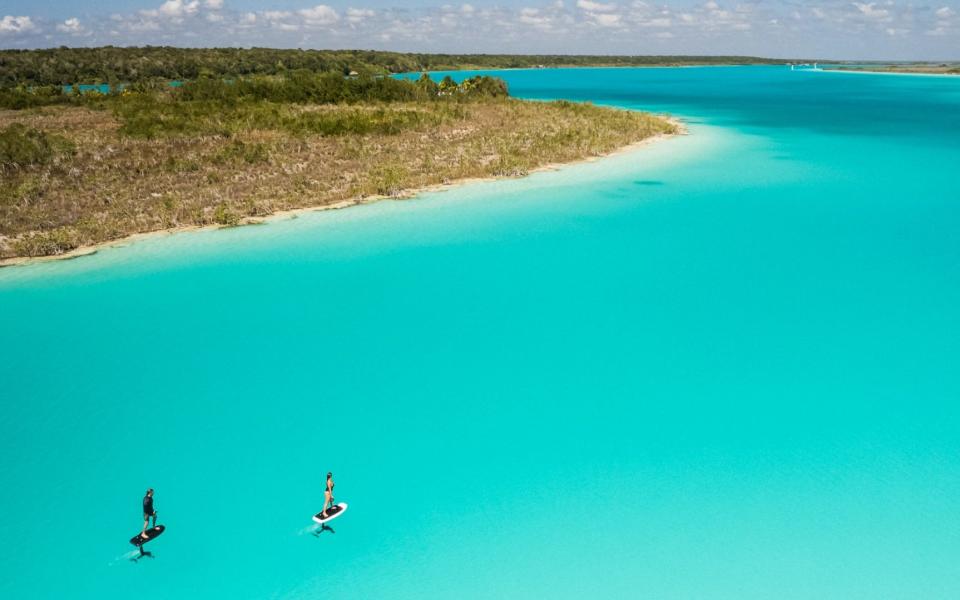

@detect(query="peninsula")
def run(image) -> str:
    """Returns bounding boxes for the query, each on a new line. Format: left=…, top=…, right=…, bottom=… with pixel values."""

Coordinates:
left=0, top=48, right=684, bottom=262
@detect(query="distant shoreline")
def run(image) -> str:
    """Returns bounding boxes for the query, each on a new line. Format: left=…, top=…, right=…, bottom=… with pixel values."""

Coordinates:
left=423, top=63, right=776, bottom=73
left=824, top=67, right=960, bottom=78
left=0, top=48, right=788, bottom=88
left=0, top=118, right=686, bottom=268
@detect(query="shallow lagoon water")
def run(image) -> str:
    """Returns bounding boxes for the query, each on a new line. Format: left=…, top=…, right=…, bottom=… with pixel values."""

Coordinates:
left=2, top=67, right=959, bottom=599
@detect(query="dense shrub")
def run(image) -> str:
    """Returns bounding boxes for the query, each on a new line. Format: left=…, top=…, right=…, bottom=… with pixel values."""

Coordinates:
left=112, top=93, right=456, bottom=139
left=460, top=75, right=509, bottom=97
left=11, top=227, right=82, bottom=256
left=0, top=123, right=75, bottom=172
left=175, top=71, right=506, bottom=104
left=113, top=95, right=233, bottom=138
left=0, top=86, right=75, bottom=110
left=108, top=72, right=503, bottom=138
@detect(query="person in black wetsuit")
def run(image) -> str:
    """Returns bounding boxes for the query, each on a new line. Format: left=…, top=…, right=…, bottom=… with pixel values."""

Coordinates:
left=321, top=473, right=334, bottom=519
left=141, top=488, right=157, bottom=539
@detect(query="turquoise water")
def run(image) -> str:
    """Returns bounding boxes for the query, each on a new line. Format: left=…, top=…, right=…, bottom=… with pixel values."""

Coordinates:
left=61, top=82, right=183, bottom=94
left=3, top=66, right=960, bottom=598
left=62, top=83, right=116, bottom=94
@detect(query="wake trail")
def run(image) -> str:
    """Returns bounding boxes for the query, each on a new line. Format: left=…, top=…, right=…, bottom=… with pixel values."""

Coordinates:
left=108, top=550, right=142, bottom=565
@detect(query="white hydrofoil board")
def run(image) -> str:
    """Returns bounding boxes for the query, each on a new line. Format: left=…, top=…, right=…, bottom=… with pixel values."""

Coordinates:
left=313, top=502, right=348, bottom=525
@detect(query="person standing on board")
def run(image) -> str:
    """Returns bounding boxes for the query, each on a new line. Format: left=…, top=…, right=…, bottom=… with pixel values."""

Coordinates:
left=141, top=488, right=157, bottom=539
left=321, top=473, right=335, bottom=519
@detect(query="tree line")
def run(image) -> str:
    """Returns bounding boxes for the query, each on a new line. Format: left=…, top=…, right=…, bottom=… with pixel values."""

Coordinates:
left=0, top=46, right=786, bottom=87
left=172, top=71, right=508, bottom=104
left=0, top=70, right=508, bottom=111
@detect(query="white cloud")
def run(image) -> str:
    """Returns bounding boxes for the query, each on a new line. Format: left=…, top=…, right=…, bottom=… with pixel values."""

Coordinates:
left=852, top=2, right=890, bottom=22
left=578, top=0, right=622, bottom=28
left=140, top=0, right=199, bottom=19
left=161, top=0, right=200, bottom=18
left=928, top=5, right=955, bottom=34
left=112, top=14, right=162, bottom=33
left=645, top=17, right=671, bottom=27
left=262, top=10, right=299, bottom=30
left=591, top=12, right=622, bottom=26
left=0, top=15, right=36, bottom=33
left=56, top=17, right=83, bottom=33
left=346, top=8, right=375, bottom=23
left=577, top=0, right=617, bottom=13
left=205, top=0, right=224, bottom=9
left=460, top=3, right=475, bottom=14
left=687, top=0, right=757, bottom=32
left=519, top=7, right=553, bottom=28
left=298, top=5, right=339, bottom=25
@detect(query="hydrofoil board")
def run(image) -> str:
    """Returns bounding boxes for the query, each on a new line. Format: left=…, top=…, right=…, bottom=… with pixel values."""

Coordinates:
left=313, top=502, right=348, bottom=525
left=130, top=525, right=165, bottom=547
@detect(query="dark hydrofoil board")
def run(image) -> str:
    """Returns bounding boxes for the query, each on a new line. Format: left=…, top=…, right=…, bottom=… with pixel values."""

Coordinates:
left=130, top=525, right=165, bottom=547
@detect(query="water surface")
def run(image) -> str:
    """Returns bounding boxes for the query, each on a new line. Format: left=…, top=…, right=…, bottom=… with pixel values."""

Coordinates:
left=2, top=66, right=959, bottom=599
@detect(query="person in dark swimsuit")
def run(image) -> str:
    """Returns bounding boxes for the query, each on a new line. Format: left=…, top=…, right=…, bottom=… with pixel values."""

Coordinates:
left=141, top=488, right=157, bottom=539
left=321, top=473, right=334, bottom=518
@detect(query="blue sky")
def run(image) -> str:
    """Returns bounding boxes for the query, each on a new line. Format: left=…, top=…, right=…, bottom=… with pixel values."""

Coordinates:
left=1, top=1, right=958, bottom=60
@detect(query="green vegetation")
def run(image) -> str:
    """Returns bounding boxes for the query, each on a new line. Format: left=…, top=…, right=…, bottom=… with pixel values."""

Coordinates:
left=0, top=68, right=507, bottom=111
left=0, top=46, right=786, bottom=87
left=0, top=85, right=77, bottom=110
left=0, top=123, right=74, bottom=172
left=114, top=97, right=458, bottom=139
left=109, top=73, right=501, bottom=138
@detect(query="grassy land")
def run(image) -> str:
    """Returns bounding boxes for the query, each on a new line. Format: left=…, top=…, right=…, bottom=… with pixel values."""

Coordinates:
left=0, top=97, right=676, bottom=260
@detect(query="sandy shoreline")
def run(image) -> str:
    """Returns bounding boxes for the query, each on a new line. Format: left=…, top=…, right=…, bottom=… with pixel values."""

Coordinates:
left=0, top=117, right=686, bottom=269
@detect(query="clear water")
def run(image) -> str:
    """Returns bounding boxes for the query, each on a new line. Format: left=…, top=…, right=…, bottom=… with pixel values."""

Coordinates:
left=62, top=83, right=115, bottom=94
left=61, top=82, right=183, bottom=94
left=2, top=66, right=959, bottom=599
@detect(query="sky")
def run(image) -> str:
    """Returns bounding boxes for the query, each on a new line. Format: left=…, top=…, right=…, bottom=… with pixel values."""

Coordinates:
left=0, top=1, right=958, bottom=60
